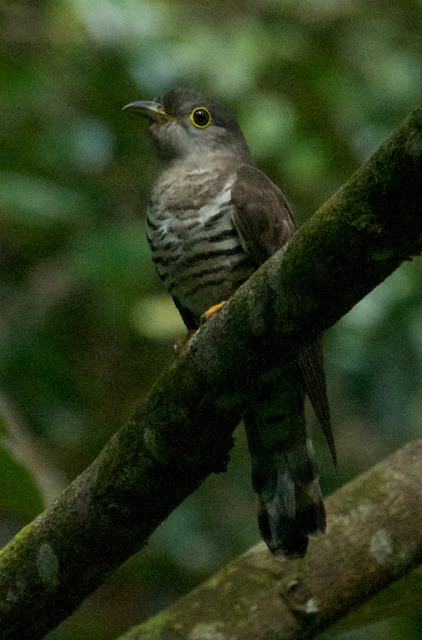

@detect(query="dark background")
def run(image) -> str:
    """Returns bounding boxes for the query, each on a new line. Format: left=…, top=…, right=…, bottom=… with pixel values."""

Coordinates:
left=1, top=1, right=422, bottom=638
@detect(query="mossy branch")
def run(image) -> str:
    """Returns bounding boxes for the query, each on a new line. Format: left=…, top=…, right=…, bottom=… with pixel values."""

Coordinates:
left=119, top=439, right=422, bottom=640
left=1, top=105, right=422, bottom=640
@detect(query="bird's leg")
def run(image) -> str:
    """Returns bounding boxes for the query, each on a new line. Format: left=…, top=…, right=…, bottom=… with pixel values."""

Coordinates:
left=173, top=329, right=196, bottom=352
left=200, top=300, right=227, bottom=324
left=174, top=301, right=227, bottom=352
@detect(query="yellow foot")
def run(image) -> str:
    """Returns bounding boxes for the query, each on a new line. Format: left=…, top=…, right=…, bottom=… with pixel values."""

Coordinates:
left=173, top=329, right=196, bottom=353
left=200, top=300, right=227, bottom=324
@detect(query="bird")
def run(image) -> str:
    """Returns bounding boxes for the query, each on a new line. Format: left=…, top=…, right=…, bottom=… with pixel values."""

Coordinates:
left=123, top=87, right=335, bottom=557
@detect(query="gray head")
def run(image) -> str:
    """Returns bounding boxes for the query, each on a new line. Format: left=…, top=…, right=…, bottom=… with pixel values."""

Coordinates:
left=123, top=87, right=252, bottom=162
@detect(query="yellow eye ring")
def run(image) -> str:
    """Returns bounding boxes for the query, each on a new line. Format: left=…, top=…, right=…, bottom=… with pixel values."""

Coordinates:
left=189, top=107, right=212, bottom=129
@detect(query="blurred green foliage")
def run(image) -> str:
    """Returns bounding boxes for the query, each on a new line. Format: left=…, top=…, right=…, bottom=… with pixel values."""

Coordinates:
left=0, top=416, right=44, bottom=520
left=1, top=0, right=422, bottom=638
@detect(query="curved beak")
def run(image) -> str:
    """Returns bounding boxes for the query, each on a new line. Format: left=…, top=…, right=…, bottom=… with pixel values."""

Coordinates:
left=122, top=100, right=174, bottom=122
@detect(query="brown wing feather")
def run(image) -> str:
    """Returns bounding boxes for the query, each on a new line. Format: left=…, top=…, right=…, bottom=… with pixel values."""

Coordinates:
left=231, top=165, right=336, bottom=464
left=297, top=338, right=336, bottom=464
left=231, top=166, right=295, bottom=264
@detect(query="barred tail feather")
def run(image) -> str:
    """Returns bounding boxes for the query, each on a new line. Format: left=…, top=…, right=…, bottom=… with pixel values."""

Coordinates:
left=244, top=365, right=326, bottom=557
left=255, top=443, right=325, bottom=557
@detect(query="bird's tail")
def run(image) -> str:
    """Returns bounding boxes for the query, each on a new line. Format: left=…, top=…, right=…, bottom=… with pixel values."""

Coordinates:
left=244, top=364, right=325, bottom=557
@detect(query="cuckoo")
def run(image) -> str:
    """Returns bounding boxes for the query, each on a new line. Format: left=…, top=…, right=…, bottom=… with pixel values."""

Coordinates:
left=124, top=87, right=335, bottom=557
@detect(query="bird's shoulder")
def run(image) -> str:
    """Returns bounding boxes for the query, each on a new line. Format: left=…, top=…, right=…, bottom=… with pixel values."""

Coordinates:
left=230, top=165, right=296, bottom=265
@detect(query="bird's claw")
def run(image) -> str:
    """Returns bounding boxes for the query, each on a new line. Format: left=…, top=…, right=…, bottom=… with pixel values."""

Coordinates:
left=173, top=301, right=227, bottom=352
left=200, top=300, right=227, bottom=324
left=173, top=329, right=195, bottom=353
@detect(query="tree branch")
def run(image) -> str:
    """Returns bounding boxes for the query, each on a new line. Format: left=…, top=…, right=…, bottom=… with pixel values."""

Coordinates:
left=1, top=104, right=422, bottom=640
left=119, top=439, right=422, bottom=640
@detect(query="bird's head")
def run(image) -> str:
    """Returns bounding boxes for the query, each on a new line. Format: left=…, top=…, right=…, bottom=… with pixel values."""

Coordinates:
left=123, top=87, right=251, bottom=162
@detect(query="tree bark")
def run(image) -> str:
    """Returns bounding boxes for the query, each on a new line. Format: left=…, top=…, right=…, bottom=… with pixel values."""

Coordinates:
left=119, top=439, right=422, bottom=640
left=1, top=104, right=422, bottom=639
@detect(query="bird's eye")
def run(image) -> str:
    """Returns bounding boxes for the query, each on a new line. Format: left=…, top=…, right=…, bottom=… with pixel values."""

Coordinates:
left=189, top=107, right=212, bottom=129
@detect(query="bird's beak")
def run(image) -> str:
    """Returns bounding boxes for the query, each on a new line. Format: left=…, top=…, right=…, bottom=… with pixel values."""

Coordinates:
left=122, top=100, right=174, bottom=122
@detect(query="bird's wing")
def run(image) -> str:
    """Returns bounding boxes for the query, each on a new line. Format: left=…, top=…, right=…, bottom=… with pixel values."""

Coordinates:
left=297, top=338, right=336, bottom=464
left=230, top=165, right=296, bottom=264
left=231, top=165, right=335, bottom=463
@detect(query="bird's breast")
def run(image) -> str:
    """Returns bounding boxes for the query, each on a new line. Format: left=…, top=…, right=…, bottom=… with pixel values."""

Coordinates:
left=147, top=171, right=254, bottom=322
